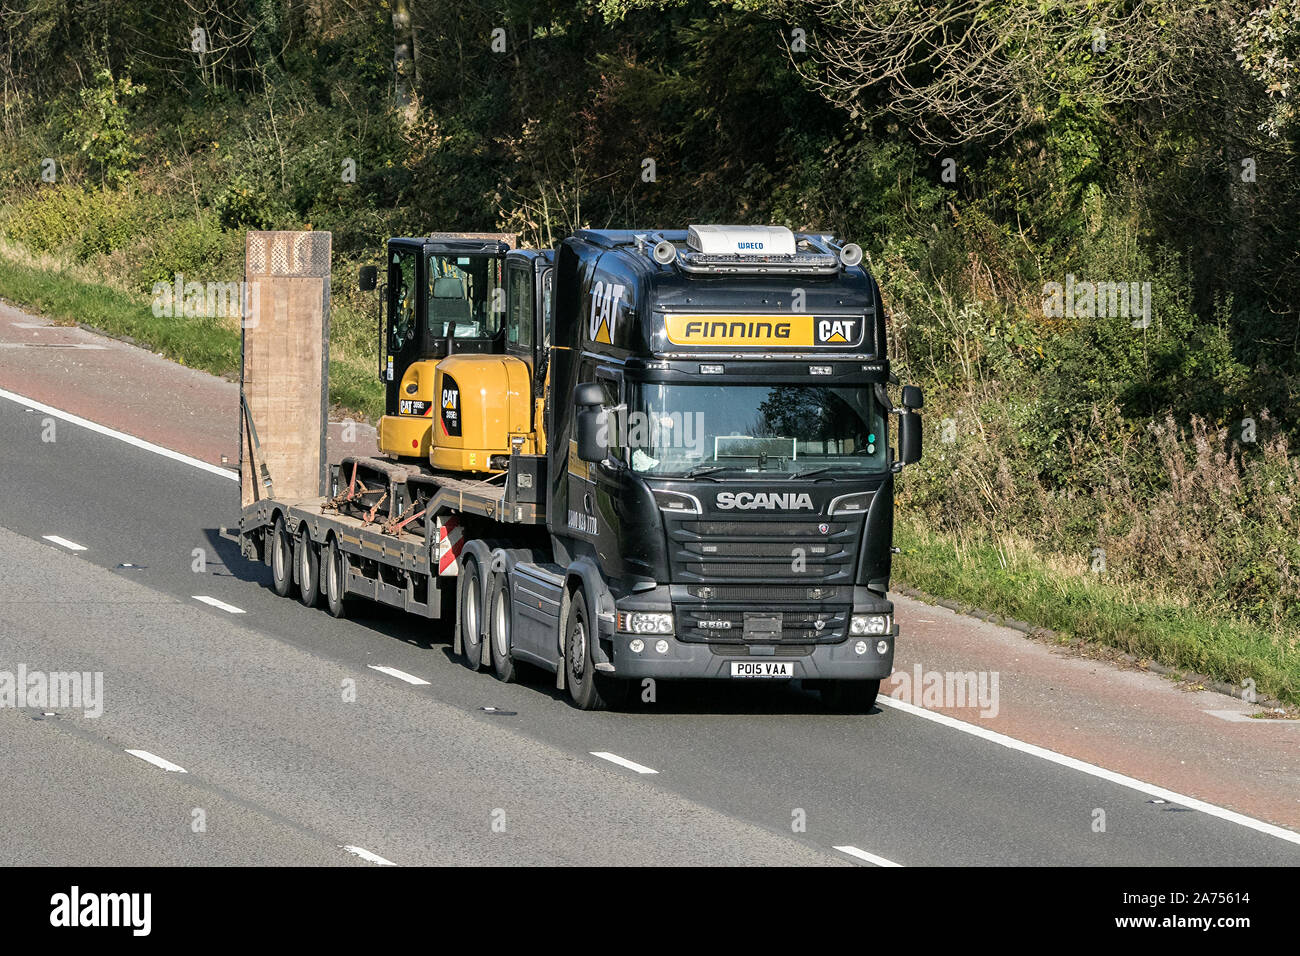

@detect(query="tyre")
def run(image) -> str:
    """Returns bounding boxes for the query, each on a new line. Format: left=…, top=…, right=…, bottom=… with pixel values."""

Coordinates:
left=297, top=528, right=321, bottom=607
left=563, top=588, right=627, bottom=710
left=487, top=572, right=517, bottom=683
left=324, top=537, right=349, bottom=618
left=270, top=516, right=295, bottom=598
left=820, top=679, right=881, bottom=713
left=457, top=558, right=485, bottom=671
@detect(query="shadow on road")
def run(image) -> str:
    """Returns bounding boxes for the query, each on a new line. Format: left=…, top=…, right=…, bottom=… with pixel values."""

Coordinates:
left=205, top=527, right=883, bottom=717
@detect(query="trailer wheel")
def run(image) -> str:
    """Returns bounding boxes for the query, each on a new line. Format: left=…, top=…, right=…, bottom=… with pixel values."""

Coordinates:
left=297, top=528, right=321, bottom=608
left=271, top=516, right=295, bottom=598
left=563, top=588, right=627, bottom=711
left=487, top=573, right=517, bottom=683
left=324, top=537, right=349, bottom=619
left=820, top=679, right=881, bottom=713
left=457, top=558, right=485, bottom=671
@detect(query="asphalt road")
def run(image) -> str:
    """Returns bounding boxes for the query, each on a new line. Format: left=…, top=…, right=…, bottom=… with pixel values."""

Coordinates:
left=2, top=394, right=1298, bottom=865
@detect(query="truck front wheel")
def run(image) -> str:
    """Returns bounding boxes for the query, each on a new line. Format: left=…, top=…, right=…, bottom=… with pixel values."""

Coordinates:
left=820, top=679, right=881, bottom=713
left=564, top=590, right=627, bottom=711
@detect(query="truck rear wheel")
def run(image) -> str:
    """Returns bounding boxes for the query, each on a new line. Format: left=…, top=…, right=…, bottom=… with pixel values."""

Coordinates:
left=457, top=558, right=485, bottom=671
left=271, top=516, right=295, bottom=598
left=324, top=537, right=349, bottom=618
left=297, top=528, right=321, bottom=607
left=820, top=679, right=881, bottom=713
left=487, top=573, right=517, bottom=683
left=564, top=589, right=627, bottom=711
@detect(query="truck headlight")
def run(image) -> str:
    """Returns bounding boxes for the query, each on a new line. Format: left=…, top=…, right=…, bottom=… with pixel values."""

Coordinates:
left=849, top=613, right=891, bottom=636
left=618, top=612, right=673, bottom=635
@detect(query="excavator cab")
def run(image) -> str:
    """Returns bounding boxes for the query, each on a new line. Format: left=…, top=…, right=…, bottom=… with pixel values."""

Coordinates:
left=362, top=235, right=551, bottom=473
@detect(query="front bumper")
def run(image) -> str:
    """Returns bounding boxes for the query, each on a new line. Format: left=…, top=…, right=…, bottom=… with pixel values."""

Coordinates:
left=607, top=586, right=896, bottom=680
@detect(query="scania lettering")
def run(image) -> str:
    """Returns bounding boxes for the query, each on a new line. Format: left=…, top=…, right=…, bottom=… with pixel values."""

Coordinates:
left=715, top=492, right=815, bottom=511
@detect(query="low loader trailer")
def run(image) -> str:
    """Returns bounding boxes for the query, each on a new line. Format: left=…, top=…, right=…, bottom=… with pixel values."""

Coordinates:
left=239, top=225, right=923, bottom=711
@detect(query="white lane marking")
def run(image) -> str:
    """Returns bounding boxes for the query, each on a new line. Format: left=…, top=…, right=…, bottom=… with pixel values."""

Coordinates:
left=192, top=595, right=246, bottom=615
left=590, top=751, right=659, bottom=775
left=0, top=342, right=107, bottom=350
left=876, top=696, right=1300, bottom=846
left=1205, top=709, right=1300, bottom=724
left=834, top=845, right=903, bottom=867
left=343, top=845, right=396, bottom=866
left=0, top=386, right=238, bottom=481
left=367, top=665, right=430, bottom=686
left=42, top=535, right=87, bottom=552
left=125, top=749, right=188, bottom=773
left=11, top=322, right=48, bottom=329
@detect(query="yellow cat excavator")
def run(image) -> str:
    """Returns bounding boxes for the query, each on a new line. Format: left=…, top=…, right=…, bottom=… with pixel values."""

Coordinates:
left=358, top=233, right=552, bottom=474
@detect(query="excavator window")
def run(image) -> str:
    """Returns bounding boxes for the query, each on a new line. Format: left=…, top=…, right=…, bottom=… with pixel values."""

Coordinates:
left=389, top=248, right=418, bottom=351
left=426, top=252, right=503, bottom=341
left=506, top=265, right=533, bottom=350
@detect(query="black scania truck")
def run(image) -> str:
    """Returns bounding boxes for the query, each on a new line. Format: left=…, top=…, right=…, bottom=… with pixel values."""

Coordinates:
left=241, top=224, right=923, bottom=712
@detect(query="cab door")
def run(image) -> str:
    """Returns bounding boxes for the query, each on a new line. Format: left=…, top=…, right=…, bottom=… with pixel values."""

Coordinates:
left=384, top=242, right=423, bottom=416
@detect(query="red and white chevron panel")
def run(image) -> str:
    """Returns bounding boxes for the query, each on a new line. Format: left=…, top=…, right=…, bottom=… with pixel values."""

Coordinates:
left=436, top=515, right=464, bottom=576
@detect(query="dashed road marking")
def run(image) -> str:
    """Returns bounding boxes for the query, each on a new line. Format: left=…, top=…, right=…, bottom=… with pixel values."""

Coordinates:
left=125, top=749, right=188, bottom=773
left=192, top=595, right=246, bottom=614
left=368, top=665, right=430, bottom=686
left=342, top=845, right=396, bottom=866
left=834, top=845, right=902, bottom=867
left=42, top=535, right=87, bottom=552
left=591, top=751, right=658, bottom=775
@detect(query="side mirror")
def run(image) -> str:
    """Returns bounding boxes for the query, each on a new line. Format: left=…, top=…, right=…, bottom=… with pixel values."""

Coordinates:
left=899, top=410, right=922, bottom=465
left=901, top=384, right=924, bottom=411
left=573, top=382, right=604, bottom=408
left=359, top=265, right=378, bottom=291
left=576, top=408, right=607, bottom=463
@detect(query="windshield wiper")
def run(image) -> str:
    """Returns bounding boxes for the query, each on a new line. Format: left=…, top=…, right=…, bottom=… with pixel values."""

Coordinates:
left=682, top=463, right=731, bottom=479
left=783, top=466, right=836, bottom=479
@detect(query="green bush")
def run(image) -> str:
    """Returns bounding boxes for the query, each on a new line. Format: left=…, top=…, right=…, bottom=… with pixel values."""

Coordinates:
left=132, top=214, right=242, bottom=294
left=4, top=185, right=141, bottom=260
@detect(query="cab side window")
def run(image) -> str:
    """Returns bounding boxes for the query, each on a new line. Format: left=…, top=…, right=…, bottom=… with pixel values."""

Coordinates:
left=506, top=266, right=533, bottom=351
left=599, top=374, right=624, bottom=463
left=389, top=249, right=417, bottom=350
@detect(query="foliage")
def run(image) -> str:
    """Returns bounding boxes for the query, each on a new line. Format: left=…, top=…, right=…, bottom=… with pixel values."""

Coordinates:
left=0, top=0, right=1297, bottom=646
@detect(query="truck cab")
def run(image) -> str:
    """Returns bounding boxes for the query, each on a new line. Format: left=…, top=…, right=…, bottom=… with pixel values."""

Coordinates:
left=542, top=225, right=923, bottom=708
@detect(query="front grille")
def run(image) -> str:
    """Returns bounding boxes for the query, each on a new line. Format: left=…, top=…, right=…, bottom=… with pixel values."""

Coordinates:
left=685, top=585, right=842, bottom=601
left=676, top=606, right=848, bottom=645
left=666, top=513, right=863, bottom=585
left=679, top=520, right=849, bottom=537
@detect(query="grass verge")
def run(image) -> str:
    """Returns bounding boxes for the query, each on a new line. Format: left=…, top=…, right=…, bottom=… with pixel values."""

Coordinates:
left=0, top=249, right=383, bottom=421
left=893, top=517, right=1300, bottom=706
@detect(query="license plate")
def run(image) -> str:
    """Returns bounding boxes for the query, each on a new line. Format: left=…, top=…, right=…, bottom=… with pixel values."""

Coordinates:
left=730, top=661, right=794, bottom=678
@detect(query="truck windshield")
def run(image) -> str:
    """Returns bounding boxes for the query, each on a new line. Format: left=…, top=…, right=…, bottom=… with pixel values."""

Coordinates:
left=625, top=383, right=887, bottom=477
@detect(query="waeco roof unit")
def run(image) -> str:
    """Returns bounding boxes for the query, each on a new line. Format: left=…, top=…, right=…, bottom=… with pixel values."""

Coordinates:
left=677, top=224, right=841, bottom=276
left=686, top=224, right=797, bottom=256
